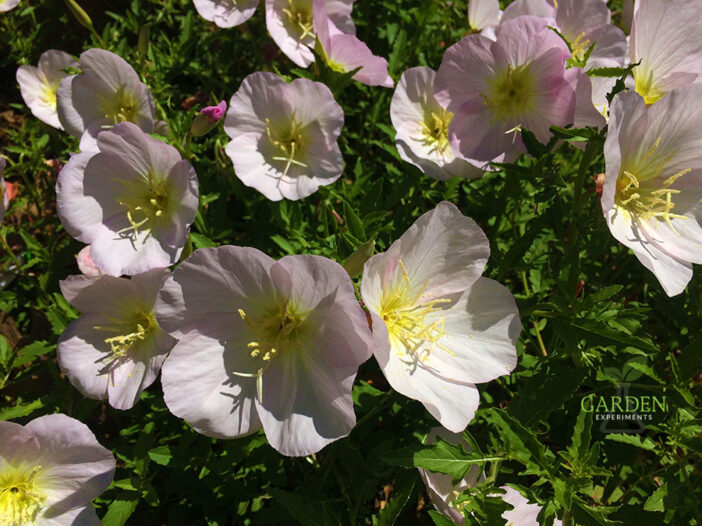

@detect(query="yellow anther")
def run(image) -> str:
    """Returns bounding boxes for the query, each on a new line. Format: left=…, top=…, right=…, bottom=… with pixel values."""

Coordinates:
left=415, top=108, right=454, bottom=156
left=282, top=0, right=314, bottom=40
left=95, top=312, right=156, bottom=358
left=570, top=32, right=591, bottom=61
left=616, top=163, right=691, bottom=235
left=380, top=259, right=455, bottom=366
left=114, top=172, right=168, bottom=245
left=232, top=303, right=310, bottom=401
left=266, top=115, right=308, bottom=177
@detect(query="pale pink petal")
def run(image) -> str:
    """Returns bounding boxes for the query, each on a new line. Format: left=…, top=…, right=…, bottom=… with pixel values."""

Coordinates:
left=426, top=278, right=520, bottom=385
left=161, top=331, right=263, bottom=438
left=26, top=414, right=115, bottom=516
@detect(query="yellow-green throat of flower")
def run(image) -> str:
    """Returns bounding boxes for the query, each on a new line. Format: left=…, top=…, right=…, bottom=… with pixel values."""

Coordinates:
left=282, top=0, right=314, bottom=41
left=418, top=108, right=453, bottom=156
left=483, top=64, right=536, bottom=122
left=266, top=113, right=308, bottom=177
left=233, top=301, right=312, bottom=402
left=0, top=464, right=46, bottom=526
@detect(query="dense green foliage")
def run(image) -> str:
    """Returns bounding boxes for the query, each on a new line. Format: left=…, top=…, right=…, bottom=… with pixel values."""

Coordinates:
left=0, top=0, right=699, bottom=524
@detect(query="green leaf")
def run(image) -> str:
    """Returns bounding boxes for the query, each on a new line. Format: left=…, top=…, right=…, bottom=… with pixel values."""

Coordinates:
left=481, top=409, right=556, bottom=476
left=0, top=334, right=11, bottom=368
left=643, top=485, right=666, bottom=512
left=148, top=445, right=172, bottom=466
left=0, top=398, right=44, bottom=421
left=12, top=341, right=54, bottom=367
left=508, top=366, right=587, bottom=427
left=189, top=232, right=218, bottom=249
left=604, top=434, right=657, bottom=451
left=568, top=409, right=593, bottom=462
left=428, top=510, right=456, bottom=526
left=343, top=201, right=366, bottom=242
left=373, top=475, right=416, bottom=526
left=101, top=495, right=139, bottom=526
left=587, top=66, right=632, bottom=78
left=382, top=438, right=499, bottom=480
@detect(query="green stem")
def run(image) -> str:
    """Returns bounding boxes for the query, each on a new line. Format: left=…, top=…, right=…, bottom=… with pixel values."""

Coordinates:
left=521, top=270, right=548, bottom=356
left=0, top=231, right=23, bottom=274
left=562, top=508, right=573, bottom=526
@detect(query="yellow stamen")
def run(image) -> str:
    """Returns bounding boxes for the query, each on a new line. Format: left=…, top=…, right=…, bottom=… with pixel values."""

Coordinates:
left=95, top=311, right=157, bottom=358
left=414, top=108, right=454, bottom=156
left=615, top=166, right=691, bottom=235
left=232, top=304, right=312, bottom=403
left=570, top=32, right=591, bottom=62
left=379, top=260, right=455, bottom=367
left=114, top=171, right=169, bottom=245
left=266, top=114, right=308, bottom=177
left=282, top=0, right=314, bottom=41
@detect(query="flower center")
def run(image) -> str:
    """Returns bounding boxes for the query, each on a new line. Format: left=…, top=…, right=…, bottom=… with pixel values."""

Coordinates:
left=233, top=302, right=312, bottom=401
left=379, top=261, right=454, bottom=366
left=282, top=0, right=314, bottom=41
left=100, top=85, right=139, bottom=124
left=40, top=79, right=61, bottom=111
left=615, top=169, right=690, bottom=232
left=115, top=172, right=169, bottom=244
left=418, top=108, right=453, bottom=156
left=266, top=114, right=308, bottom=177
left=95, top=310, right=158, bottom=357
left=634, top=67, right=665, bottom=106
left=614, top=137, right=691, bottom=232
left=483, top=64, right=536, bottom=122
left=0, top=465, right=46, bottom=526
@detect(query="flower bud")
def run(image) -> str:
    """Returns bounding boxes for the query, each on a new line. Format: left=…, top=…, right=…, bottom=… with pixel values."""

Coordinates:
left=342, top=239, right=375, bottom=278
left=65, top=0, right=95, bottom=32
left=190, top=100, right=227, bottom=137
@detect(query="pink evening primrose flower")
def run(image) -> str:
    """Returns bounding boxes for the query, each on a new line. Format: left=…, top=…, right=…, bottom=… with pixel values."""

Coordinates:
left=266, top=0, right=356, bottom=68
left=434, top=16, right=575, bottom=166
left=193, top=0, right=259, bottom=28
left=602, top=86, right=702, bottom=297
left=630, top=0, right=702, bottom=105
left=224, top=72, right=344, bottom=201
left=56, top=49, right=157, bottom=151
left=0, top=414, right=115, bottom=525
left=313, top=0, right=393, bottom=87
left=57, top=270, right=175, bottom=410
left=0, top=0, right=19, bottom=11
left=56, top=122, right=199, bottom=276
left=360, top=202, right=520, bottom=432
left=390, top=67, right=481, bottom=180
left=156, top=246, right=373, bottom=457
left=0, top=158, right=7, bottom=224
left=417, top=428, right=485, bottom=525
left=16, top=50, right=78, bottom=130
left=76, top=245, right=105, bottom=277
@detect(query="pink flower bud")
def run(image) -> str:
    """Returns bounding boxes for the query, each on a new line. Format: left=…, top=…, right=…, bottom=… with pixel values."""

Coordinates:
left=190, top=101, right=227, bottom=137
